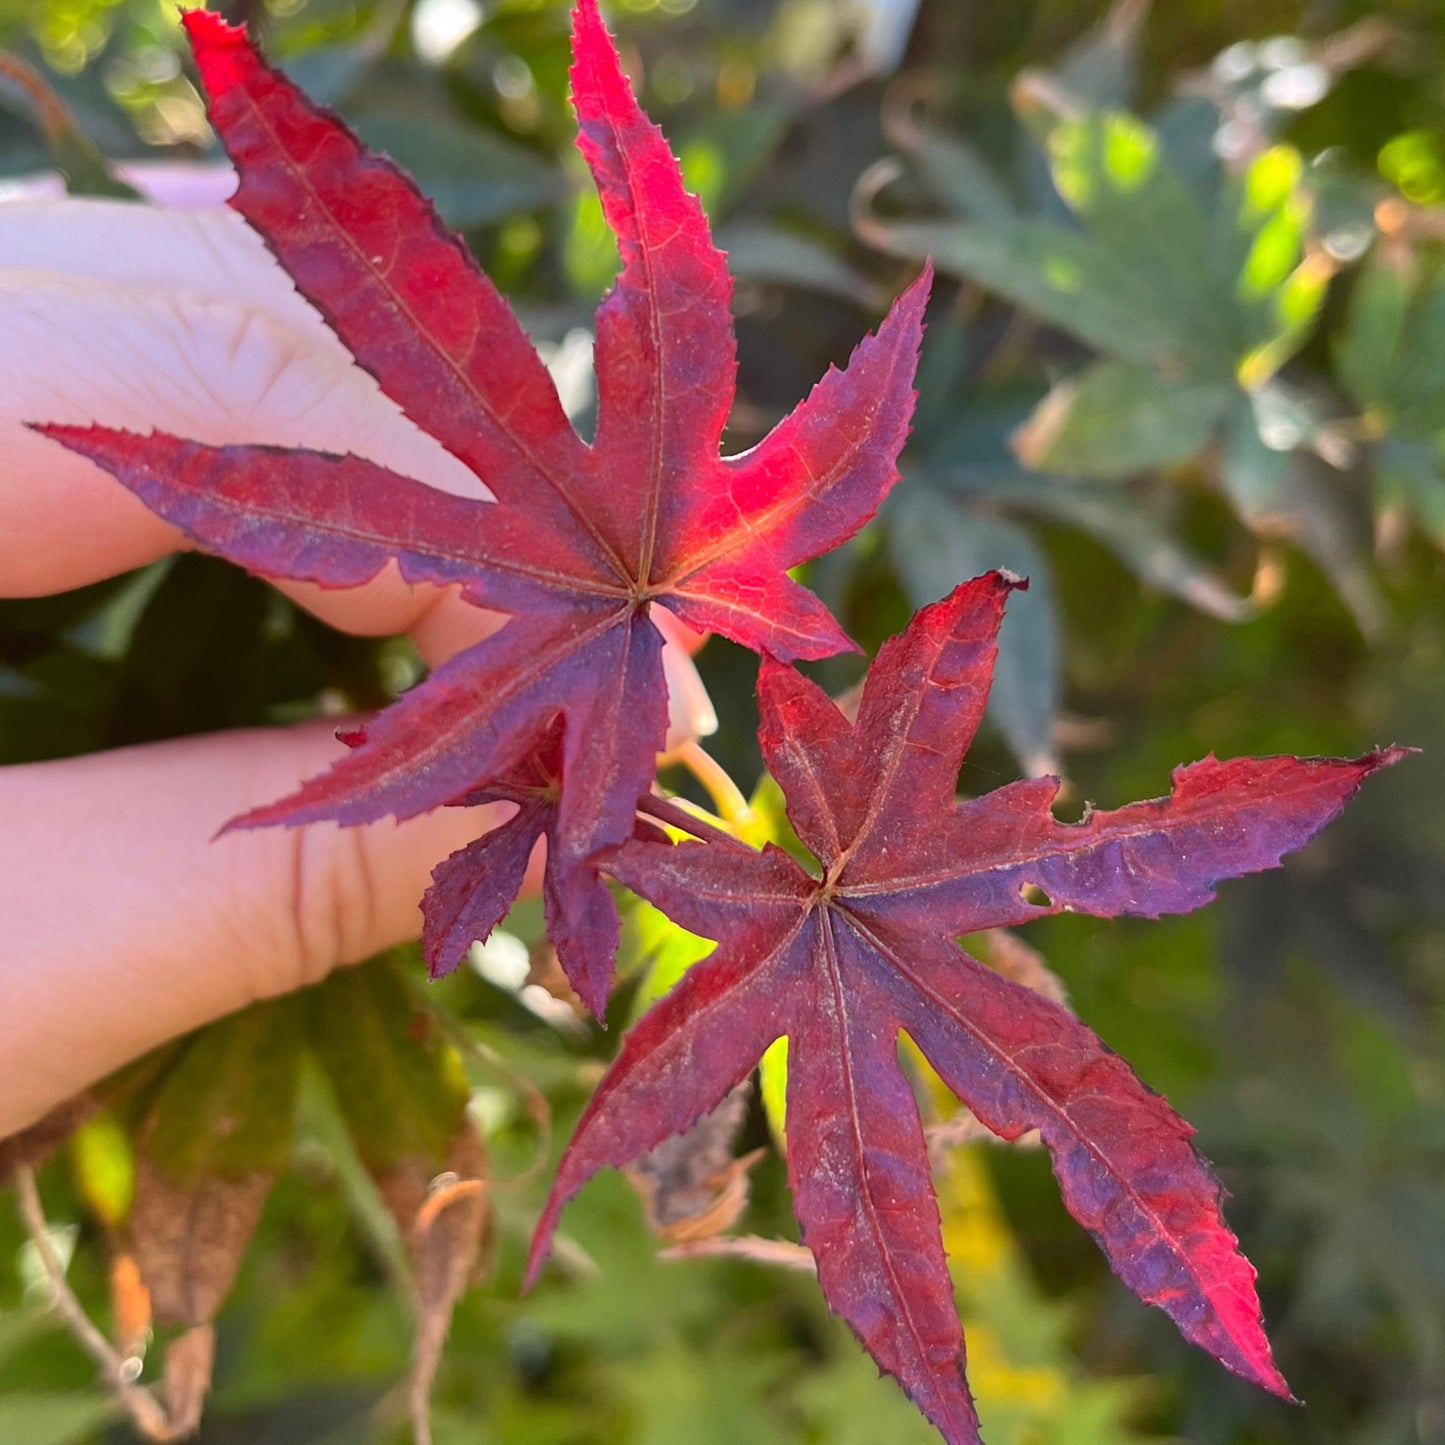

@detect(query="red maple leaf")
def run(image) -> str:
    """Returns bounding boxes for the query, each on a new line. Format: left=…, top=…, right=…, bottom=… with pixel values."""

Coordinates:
left=35, top=2, right=929, bottom=1014
left=527, top=572, right=1407, bottom=1445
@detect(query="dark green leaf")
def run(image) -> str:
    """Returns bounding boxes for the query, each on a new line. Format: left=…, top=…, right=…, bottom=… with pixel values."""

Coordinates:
left=138, top=997, right=304, bottom=1186
left=901, top=128, right=1018, bottom=226
left=354, top=114, right=564, bottom=228
left=866, top=213, right=1182, bottom=367
left=889, top=487, right=1059, bottom=774
left=307, top=957, right=470, bottom=1172
left=1222, top=394, right=1289, bottom=519
left=945, top=468, right=1252, bottom=621
left=1377, top=434, right=1445, bottom=545
left=1014, top=361, right=1230, bottom=479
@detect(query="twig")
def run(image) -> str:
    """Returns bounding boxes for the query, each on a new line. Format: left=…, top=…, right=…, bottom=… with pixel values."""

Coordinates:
left=0, top=52, right=75, bottom=142
left=13, top=1166, right=175, bottom=1441
left=660, top=1234, right=817, bottom=1272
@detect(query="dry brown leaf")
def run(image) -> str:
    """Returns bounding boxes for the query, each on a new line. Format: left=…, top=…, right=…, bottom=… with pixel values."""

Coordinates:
left=373, top=1125, right=492, bottom=1445
left=129, top=1159, right=273, bottom=1328
left=162, top=1324, right=215, bottom=1438
left=627, top=1084, right=763, bottom=1243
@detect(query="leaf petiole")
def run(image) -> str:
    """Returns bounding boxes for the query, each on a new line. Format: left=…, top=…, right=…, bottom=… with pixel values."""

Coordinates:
left=636, top=791, right=738, bottom=846
left=673, top=741, right=757, bottom=830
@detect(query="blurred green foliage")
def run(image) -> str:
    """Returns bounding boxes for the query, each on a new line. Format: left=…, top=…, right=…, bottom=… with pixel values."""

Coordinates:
left=2, top=0, right=1443, bottom=1443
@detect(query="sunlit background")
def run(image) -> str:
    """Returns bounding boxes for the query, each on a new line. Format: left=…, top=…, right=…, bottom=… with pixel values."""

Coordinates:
left=1, top=1, right=1443, bottom=1442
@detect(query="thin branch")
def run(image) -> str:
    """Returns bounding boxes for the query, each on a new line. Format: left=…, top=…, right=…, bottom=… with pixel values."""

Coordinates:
left=13, top=1166, right=176, bottom=1441
left=660, top=1234, right=817, bottom=1272
left=0, top=51, right=77, bottom=141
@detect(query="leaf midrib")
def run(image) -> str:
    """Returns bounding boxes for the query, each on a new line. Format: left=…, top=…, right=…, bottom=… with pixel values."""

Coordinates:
left=810, top=911, right=958, bottom=1420
left=158, top=459, right=625, bottom=602
left=842, top=910, right=1235, bottom=1340
left=839, top=765, right=1343, bottom=899
left=231, top=68, right=632, bottom=585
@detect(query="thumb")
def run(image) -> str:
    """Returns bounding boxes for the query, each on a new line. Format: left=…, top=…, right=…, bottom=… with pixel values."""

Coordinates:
left=0, top=720, right=512, bottom=1138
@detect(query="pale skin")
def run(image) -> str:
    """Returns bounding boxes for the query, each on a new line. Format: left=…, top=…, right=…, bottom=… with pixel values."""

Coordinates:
left=0, top=194, right=711, bottom=1141
left=0, top=476, right=527, bottom=1140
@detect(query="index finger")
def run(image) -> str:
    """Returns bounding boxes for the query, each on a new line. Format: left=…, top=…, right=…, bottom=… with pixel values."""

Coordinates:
left=0, top=198, right=499, bottom=662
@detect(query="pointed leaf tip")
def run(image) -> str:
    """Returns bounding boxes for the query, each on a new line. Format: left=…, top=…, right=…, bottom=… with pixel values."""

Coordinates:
left=570, top=0, right=625, bottom=93
left=572, top=0, right=607, bottom=37
left=560, top=585, right=1404, bottom=1433
left=899, top=568, right=1031, bottom=673
left=181, top=9, right=252, bottom=86
left=883, top=259, right=933, bottom=356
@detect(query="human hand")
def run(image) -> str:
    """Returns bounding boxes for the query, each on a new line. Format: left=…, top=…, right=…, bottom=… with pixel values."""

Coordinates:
left=0, top=190, right=712, bottom=1139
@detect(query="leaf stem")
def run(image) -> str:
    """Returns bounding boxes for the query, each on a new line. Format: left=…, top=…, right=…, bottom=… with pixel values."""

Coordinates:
left=637, top=792, right=738, bottom=846
left=674, top=741, right=756, bottom=830
left=13, top=1166, right=176, bottom=1441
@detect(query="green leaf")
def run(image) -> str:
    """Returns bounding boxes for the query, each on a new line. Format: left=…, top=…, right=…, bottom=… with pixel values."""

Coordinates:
left=1222, top=393, right=1290, bottom=520
left=676, top=104, right=791, bottom=211
left=1378, top=129, right=1445, bottom=206
left=1338, top=252, right=1445, bottom=437
left=138, top=996, right=304, bottom=1185
left=628, top=898, right=715, bottom=1013
left=870, top=214, right=1185, bottom=369
left=0, top=52, right=139, bottom=200
left=0, top=1393, right=115, bottom=1445
left=794, top=1349, right=944, bottom=1445
left=278, top=40, right=383, bottom=109
left=745, top=772, right=813, bottom=870
left=943, top=468, right=1252, bottom=622
left=1013, top=360, right=1230, bottom=479
left=1336, top=253, right=1413, bottom=410
left=620, top=1335, right=791, bottom=1445
left=903, top=128, right=1018, bottom=226
left=889, top=487, right=1060, bottom=775
left=714, top=222, right=882, bottom=305
left=1048, top=0, right=1146, bottom=112
left=1045, top=114, right=1240, bottom=375
left=0, top=645, right=112, bottom=765
left=759, top=1036, right=789, bottom=1148
left=307, top=956, right=470, bottom=1172
left=1276, top=458, right=1386, bottom=638
left=1152, top=95, right=1224, bottom=203
left=910, top=312, right=974, bottom=442
left=870, top=109, right=1321, bottom=391
left=353, top=114, right=564, bottom=229
left=68, top=1112, right=134, bottom=1228
left=1377, top=433, right=1445, bottom=546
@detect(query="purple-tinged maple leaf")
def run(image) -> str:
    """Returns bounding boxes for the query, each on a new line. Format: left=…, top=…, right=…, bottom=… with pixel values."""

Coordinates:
left=527, top=571, right=1408, bottom=1445
left=416, top=721, right=667, bottom=981
left=34, top=1, right=930, bottom=1016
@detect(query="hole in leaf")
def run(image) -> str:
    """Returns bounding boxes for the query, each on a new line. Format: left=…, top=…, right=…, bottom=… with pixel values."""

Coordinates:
left=1017, top=881, right=1052, bottom=908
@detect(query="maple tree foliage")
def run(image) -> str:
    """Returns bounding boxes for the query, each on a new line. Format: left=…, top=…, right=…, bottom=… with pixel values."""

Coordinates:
left=19, top=4, right=1414, bottom=1441
left=527, top=573, right=1405, bottom=1445
left=35, top=0, right=930, bottom=1016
